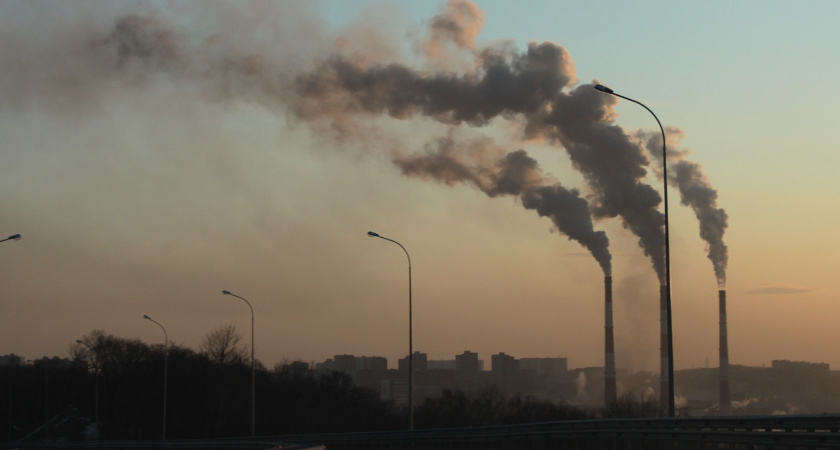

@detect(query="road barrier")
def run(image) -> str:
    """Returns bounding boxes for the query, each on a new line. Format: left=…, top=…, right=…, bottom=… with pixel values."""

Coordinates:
left=4, top=414, right=840, bottom=449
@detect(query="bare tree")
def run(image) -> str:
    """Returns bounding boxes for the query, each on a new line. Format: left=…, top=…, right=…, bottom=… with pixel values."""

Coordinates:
left=199, top=324, right=247, bottom=365
left=71, top=329, right=106, bottom=367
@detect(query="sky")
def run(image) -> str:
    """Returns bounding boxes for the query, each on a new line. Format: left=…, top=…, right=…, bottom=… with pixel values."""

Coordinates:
left=1, top=0, right=839, bottom=375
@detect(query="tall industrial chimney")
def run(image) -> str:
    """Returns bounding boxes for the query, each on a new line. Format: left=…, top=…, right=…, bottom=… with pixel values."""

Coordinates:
left=719, top=289, right=731, bottom=415
left=604, top=276, right=616, bottom=406
left=660, top=285, right=669, bottom=411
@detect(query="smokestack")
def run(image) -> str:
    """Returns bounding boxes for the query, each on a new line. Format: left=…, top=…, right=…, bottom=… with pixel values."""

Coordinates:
left=604, top=276, right=616, bottom=406
left=659, top=285, right=669, bottom=411
left=719, top=289, right=731, bottom=415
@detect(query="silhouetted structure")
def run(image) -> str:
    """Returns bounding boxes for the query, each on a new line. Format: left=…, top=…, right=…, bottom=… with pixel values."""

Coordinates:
left=399, top=352, right=428, bottom=372
left=456, top=351, right=480, bottom=373
left=492, top=353, right=518, bottom=374
left=604, top=276, right=616, bottom=406
left=719, top=289, right=731, bottom=415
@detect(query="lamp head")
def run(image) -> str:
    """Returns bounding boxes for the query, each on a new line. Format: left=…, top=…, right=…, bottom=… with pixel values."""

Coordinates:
left=367, top=231, right=379, bottom=237
left=8, top=234, right=21, bottom=241
left=222, top=290, right=232, bottom=295
left=143, top=314, right=150, bottom=320
left=76, top=340, right=83, bottom=344
left=593, top=84, right=614, bottom=94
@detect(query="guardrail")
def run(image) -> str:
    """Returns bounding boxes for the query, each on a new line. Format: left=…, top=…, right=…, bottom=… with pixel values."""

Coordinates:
left=292, top=414, right=840, bottom=449
left=4, top=414, right=840, bottom=450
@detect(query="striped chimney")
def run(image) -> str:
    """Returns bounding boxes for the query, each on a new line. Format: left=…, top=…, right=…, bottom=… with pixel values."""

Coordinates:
left=660, top=285, right=669, bottom=411
left=719, top=289, right=731, bottom=415
left=604, top=276, right=617, bottom=406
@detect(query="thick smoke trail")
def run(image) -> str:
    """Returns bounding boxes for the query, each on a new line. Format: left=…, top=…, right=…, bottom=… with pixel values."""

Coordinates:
left=291, top=42, right=577, bottom=129
left=527, top=89, right=666, bottom=281
left=290, top=3, right=666, bottom=281
left=1, top=0, right=667, bottom=281
left=395, top=136, right=611, bottom=275
left=642, top=130, right=728, bottom=287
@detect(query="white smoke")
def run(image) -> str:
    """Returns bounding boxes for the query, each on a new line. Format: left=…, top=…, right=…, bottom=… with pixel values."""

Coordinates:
left=576, top=371, right=588, bottom=400
left=732, top=397, right=759, bottom=409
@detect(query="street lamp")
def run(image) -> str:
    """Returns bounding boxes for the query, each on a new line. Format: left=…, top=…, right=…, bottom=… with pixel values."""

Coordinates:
left=594, top=83, right=675, bottom=417
left=75, top=340, right=99, bottom=437
left=221, top=290, right=255, bottom=437
left=0, top=234, right=21, bottom=244
left=143, top=315, right=168, bottom=440
left=366, top=230, right=414, bottom=431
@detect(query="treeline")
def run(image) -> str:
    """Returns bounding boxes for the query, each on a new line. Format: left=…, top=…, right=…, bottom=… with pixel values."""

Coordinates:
left=1, top=330, right=662, bottom=443
left=2, top=330, right=402, bottom=442
left=415, top=387, right=593, bottom=428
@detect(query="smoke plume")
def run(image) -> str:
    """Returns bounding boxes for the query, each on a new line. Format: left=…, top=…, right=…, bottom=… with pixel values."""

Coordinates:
left=422, top=0, right=485, bottom=65
left=525, top=89, right=666, bottom=282
left=642, top=130, right=729, bottom=287
left=2, top=0, right=677, bottom=282
left=395, top=136, right=611, bottom=275
left=290, top=2, right=666, bottom=281
left=0, top=1, right=322, bottom=113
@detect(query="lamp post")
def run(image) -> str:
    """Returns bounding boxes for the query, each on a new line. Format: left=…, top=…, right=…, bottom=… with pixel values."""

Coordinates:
left=366, top=230, right=414, bottom=431
left=221, top=290, right=255, bottom=437
left=0, top=234, right=21, bottom=244
left=75, top=340, right=99, bottom=436
left=143, top=315, right=168, bottom=440
left=4, top=233, right=23, bottom=440
left=594, top=83, right=675, bottom=417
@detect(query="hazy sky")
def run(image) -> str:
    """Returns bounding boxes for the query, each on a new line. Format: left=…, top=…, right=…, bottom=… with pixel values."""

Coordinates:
left=2, top=0, right=839, bottom=374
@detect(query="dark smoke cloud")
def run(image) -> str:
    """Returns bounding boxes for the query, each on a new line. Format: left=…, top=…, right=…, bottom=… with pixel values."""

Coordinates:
left=288, top=3, right=666, bottom=281
left=525, top=88, right=666, bottom=282
left=102, top=14, right=180, bottom=69
left=642, top=129, right=729, bottom=287
left=0, top=1, right=321, bottom=113
left=291, top=40, right=577, bottom=128
left=2, top=0, right=671, bottom=282
left=395, top=136, right=611, bottom=274
left=90, top=9, right=297, bottom=107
